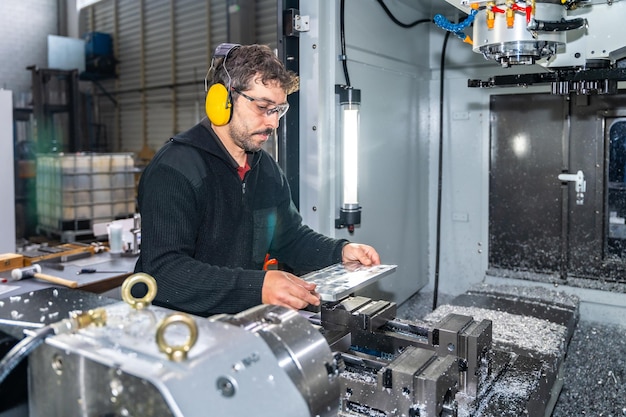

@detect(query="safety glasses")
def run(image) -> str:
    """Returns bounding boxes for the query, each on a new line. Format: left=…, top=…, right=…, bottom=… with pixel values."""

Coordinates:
left=232, top=88, right=290, bottom=119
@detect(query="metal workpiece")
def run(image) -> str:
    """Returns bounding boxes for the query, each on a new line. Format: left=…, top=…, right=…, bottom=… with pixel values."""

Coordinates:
left=24, top=298, right=339, bottom=417
left=301, top=263, right=397, bottom=302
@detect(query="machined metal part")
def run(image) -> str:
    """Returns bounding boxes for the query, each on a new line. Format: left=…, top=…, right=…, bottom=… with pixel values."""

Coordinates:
left=300, top=263, right=397, bottom=301
left=27, top=301, right=340, bottom=417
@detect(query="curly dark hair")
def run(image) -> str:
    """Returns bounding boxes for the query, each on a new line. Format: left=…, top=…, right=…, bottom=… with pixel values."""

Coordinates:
left=208, top=44, right=299, bottom=95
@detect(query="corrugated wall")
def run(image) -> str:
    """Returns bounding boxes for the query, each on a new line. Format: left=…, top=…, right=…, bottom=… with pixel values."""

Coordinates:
left=80, top=0, right=278, bottom=160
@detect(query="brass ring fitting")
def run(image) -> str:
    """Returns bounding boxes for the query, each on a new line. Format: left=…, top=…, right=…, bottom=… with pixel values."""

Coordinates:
left=156, top=313, right=198, bottom=362
left=120, top=273, right=158, bottom=310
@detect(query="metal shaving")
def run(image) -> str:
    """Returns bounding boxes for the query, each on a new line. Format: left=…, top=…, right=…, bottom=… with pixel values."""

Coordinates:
left=467, top=282, right=579, bottom=308
left=487, top=267, right=626, bottom=293
left=552, top=321, right=626, bottom=417
left=424, top=304, right=567, bottom=357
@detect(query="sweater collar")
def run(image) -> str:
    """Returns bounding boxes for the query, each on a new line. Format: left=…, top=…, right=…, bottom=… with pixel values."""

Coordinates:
left=171, top=118, right=258, bottom=170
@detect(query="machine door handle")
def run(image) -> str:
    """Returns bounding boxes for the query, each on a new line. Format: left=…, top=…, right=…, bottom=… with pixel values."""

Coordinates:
left=558, top=170, right=586, bottom=205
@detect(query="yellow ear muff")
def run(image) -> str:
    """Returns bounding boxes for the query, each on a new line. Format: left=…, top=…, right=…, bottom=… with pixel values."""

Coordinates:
left=205, top=83, right=232, bottom=126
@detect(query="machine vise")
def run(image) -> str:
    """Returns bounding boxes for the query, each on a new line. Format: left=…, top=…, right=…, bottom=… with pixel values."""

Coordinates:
left=313, top=296, right=492, bottom=417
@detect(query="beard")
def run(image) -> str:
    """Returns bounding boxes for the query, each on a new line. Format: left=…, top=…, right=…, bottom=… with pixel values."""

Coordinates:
left=228, top=118, right=274, bottom=153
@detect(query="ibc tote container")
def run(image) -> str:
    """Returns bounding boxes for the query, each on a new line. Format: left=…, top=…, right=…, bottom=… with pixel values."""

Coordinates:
left=36, top=153, right=136, bottom=241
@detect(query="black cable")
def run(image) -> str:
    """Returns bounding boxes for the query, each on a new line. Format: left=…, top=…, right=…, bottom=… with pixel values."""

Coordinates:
left=0, top=325, right=56, bottom=384
left=527, top=17, right=587, bottom=32
left=345, top=0, right=433, bottom=83
left=376, top=0, right=433, bottom=28
left=340, top=0, right=350, bottom=86
left=433, top=30, right=452, bottom=312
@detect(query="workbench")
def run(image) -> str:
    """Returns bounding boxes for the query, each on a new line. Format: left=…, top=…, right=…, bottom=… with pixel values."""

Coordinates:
left=0, top=252, right=137, bottom=297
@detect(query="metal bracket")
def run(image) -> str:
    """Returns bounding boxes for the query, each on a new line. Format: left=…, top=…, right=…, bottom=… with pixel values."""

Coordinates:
left=284, top=9, right=310, bottom=37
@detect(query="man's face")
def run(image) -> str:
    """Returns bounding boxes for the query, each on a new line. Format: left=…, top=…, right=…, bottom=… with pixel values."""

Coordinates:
left=227, top=76, right=288, bottom=153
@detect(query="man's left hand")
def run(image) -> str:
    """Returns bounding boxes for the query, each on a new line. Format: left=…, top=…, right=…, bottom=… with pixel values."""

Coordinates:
left=341, top=243, right=381, bottom=266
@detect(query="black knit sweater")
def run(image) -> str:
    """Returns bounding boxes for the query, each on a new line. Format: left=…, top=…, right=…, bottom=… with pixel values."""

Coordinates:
left=134, top=119, right=348, bottom=316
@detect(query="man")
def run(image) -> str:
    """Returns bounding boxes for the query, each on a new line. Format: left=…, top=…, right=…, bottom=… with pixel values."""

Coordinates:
left=134, top=43, right=380, bottom=317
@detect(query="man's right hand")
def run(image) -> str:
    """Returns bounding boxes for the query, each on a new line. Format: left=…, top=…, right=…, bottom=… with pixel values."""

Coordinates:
left=262, top=271, right=321, bottom=310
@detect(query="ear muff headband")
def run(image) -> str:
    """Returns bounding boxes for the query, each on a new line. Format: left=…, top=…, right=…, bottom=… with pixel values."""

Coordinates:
left=205, top=43, right=241, bottom=126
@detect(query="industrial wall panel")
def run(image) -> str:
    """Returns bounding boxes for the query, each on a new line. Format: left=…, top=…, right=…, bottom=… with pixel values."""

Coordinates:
left=176, top=85, right=206, bottom=132
left=146, top=90, right=174, bottom=142
left=119, top=107, right=142, bottom=152
left=175, top=23, right=210, bottom=71
left=175, top=0, right=211, bottom=133
left=142, top=0, right=180, bottom=147
left=210, top=1, right=228, bottom=50
left=116, top=2, right=142, bottom=91
left=256, top=0, right=278, bottom=49
left=90, top=0, right=115, bottom=34
left=144, top=0, right=173, bottom=87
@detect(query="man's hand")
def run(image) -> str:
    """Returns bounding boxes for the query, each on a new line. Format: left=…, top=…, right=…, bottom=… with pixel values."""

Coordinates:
left=262, top=270, right=321, bottom=310
left=341, top=243, right=381, bottom=266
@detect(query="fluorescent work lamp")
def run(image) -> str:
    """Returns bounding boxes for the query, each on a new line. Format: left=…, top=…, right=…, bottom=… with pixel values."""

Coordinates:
left=335, top=85, right=361, bottom=233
